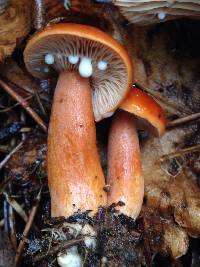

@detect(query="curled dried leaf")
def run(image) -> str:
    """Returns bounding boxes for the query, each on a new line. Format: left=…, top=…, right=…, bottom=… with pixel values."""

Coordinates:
left=0, top=0, right=32, bottom=62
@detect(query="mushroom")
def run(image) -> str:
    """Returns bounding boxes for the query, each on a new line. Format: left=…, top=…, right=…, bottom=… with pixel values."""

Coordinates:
left=107, top=86, right=166, bottom=218
left=94, top=0, right=200, bottom=25
left=24, top=23, right=133, bottom=218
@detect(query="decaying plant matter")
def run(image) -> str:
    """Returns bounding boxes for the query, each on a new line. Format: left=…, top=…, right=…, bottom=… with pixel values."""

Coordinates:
left=0, top=0, right=200, bottom=267
left=0, top=0, right=32, bottom=62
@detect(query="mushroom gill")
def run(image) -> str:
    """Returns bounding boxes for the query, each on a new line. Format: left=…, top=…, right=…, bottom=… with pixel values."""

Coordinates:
left=24, top=25, right=131, bottom=121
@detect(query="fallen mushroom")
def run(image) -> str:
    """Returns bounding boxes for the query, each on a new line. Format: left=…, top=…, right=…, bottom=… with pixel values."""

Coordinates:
left=24, top=23, right=132, bottom=219
left=107, top=86, right=166, bottom=218
left=94, top=0, right=200, bottom=25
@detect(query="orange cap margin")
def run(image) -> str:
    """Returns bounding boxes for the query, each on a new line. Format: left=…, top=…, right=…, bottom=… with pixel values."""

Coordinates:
left=120, top=86, right=166, bottom=136
left=24, top=23, right=133, bottom=103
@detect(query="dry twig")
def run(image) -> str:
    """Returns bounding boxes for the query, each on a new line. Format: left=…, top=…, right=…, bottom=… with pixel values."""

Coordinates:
left=33, top=0, right=46, bottom=30
left=33, top=87, right=47, bottom=116
left=33, top=238, right=83, bottom=263
left=0, top=177, right=13, bottom=195
left=14, top=188, right=42, bottom=267
left=0, top=141, right=23, bottom=170
left=8, top=204, right=18, bottom=251
left=167, top=113, right=200, bottom=128
left=3, top=192, right=29, bottom=223
left=0, top=145, right=10, bottom=152
left=160, top=144, right=200, bottom=162
left=0, top=94, right=36, bottom=113
left=0, top=79, right=47, bottom=132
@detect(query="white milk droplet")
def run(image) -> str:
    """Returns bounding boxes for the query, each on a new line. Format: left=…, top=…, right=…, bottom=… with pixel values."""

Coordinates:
left=45, top=54, right=54, bottom=65
left=97, top=60, right=107, bottom=71
left=68, top=55, right=79, bottom=64
left=57, top=53, right=62, bottom=59
left=158, top=11, right=166, bottom=20
left=44, top=67, right=50, bottom=73
left=78, top=57, right=93, bottom=78
left=57, top=246, right=82, bottom=267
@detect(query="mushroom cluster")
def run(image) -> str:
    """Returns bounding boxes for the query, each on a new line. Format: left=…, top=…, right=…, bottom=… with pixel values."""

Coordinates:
left=24, top=23, right=133, bottom=219
left=24, top=22, right=166, bottom=266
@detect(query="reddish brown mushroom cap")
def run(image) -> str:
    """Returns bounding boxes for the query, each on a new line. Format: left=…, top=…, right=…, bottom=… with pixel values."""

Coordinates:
left=120, top=86, right=166, bottom=136
left=24, top=23, right=133, bottom=121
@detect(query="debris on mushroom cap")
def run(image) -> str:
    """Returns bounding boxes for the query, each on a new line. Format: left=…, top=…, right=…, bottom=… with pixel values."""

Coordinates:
left=24, top=23, right=133, bottom=121
left=120, top=86, right=166, bottom=136
left=114, top=0, right=200, bottom=25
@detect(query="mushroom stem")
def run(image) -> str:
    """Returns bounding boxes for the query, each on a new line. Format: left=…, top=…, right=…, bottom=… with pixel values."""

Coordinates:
left=107, top=110, right=144, bottom=219
left=48, top=71, right=106, bottom=217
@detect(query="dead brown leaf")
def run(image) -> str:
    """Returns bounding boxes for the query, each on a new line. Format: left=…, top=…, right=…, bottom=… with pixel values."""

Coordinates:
left=0, top=0, right=32, bottom=62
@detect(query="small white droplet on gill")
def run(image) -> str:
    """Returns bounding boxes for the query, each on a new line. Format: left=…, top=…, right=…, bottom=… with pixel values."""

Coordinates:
left=57, top=53, right=62, bottom=59
left=44, top=67, right=50, bottom=73
left=68, top=55, right=79, bottom=64
left=57, top=246, right=82, bottom=267
left=158, top=11, right=166, bottom=20
left=97, top=60, right=107, bottom=71
left=45, top=54, right=54, bottom=65
left=78, top=57, right=93, bottom=78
